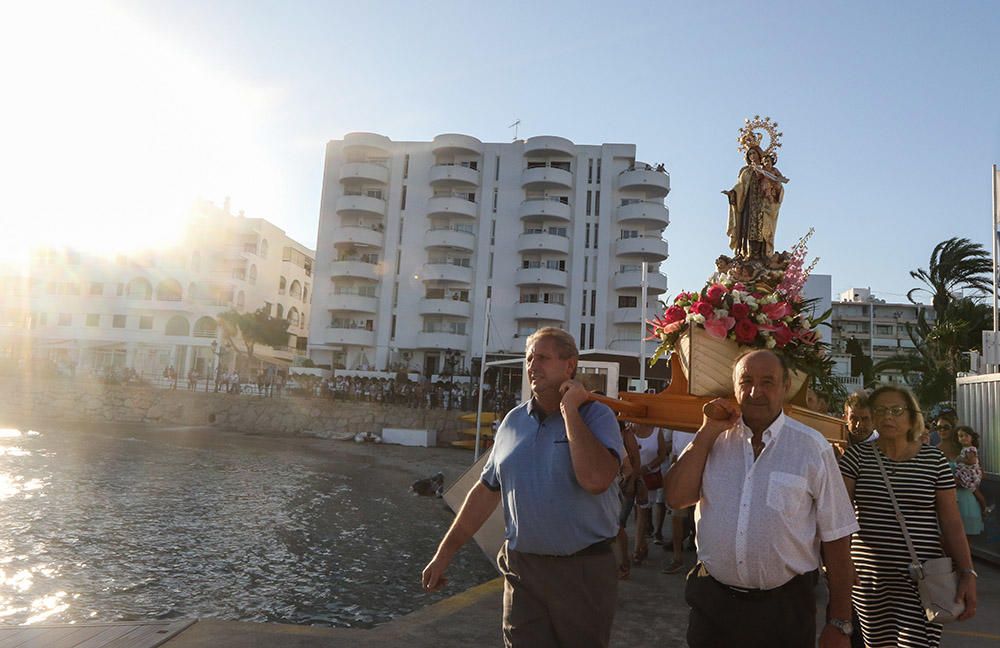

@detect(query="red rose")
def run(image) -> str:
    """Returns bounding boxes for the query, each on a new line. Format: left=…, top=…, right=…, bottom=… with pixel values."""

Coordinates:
left=705, top=283, right=727, bottom=306
left=761, top=301, right=792, bottom=321
left=691, top=301, right=714, bottom=318
left=662, top=305, right=686, bottom=324
left=734, top=318, right=758, bottom=343
left=730, top=302, right=750, bottom=320
left=773, top=323, right=795, bottom=347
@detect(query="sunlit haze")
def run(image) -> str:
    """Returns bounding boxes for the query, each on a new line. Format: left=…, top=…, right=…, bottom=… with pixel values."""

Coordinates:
left=0, top=2, right=281, bottom=267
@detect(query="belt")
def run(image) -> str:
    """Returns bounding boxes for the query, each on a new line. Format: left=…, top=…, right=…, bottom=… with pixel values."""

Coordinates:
left=518, top=538, right=615, bottom=558
left=695, top=563, right=817, bottom=600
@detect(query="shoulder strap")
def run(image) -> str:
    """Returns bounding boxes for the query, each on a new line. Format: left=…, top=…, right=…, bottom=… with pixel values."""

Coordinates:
left=872, top=447, right=921, bottom=569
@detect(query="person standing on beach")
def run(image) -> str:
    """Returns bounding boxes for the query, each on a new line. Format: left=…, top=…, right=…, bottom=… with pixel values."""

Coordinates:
left=665, top=350, right=859, bottom=647
left=422, top=327, right=623, bottom=648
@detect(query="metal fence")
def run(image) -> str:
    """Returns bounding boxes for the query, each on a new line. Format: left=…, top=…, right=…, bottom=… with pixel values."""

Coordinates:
left=956, top=373, right=1000, bottom=476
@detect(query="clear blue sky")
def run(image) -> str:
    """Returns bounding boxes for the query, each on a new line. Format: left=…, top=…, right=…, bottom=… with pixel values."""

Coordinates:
left=24, top=1, right=1000, bottom=303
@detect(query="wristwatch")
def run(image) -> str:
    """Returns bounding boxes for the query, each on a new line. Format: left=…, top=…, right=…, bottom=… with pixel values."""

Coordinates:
left=828, top=618, right=854, bottom=636
left=960, top=568, right=979, bottom=578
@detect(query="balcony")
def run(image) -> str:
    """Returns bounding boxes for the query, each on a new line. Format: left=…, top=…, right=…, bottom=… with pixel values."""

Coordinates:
left=427, top=196, right=478, bottom=219
left=519, top=198, right=571, bottom=222
left=613, top=271, right=668, bottom=293
left=429, top=164, right=480, bottom=187
left=521, top=167, right=573, bottom=190
left=423, top=228, right=476, bottom=251
left=612, top=307, right=645, bottom=325
left=336, top=194, right=386, bottom=217
left=326, top=293, right=378, bottom=313
left=524, top=135, right=576, bottom=157
left=618, top=168, right=670, bottom=197
left=421, top=263, right=473, bottom=284
left=418, top=298, right=473, bottom=318
left=330, top=225, right=384, bottom=249
left=323, top=327, right=376, bottom=347
left=614, top=236, right=669, bottom=261
left=514, top=301, right=567, bottom=321
left=514, top=267, right=568, bottom=288
left=432, top=133, right=483, bottom=155
left=339, top=162, right=389, bottom=185
left=343, top=132, right=391, bottom=154
left=617, top=201, right=670, bottom=228
left=416, top=331, right=469, bottom=350
left=329, top=260, right=379, bottom=281
left=517, top=232, right=570, bottom=255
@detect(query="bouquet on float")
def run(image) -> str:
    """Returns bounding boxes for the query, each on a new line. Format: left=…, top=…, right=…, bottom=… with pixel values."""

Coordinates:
left=647, top=230, right=833, bottom=381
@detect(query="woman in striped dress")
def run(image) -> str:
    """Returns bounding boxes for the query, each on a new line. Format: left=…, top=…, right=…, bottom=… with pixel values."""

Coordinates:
left=840, top=385, right=977, bottom=647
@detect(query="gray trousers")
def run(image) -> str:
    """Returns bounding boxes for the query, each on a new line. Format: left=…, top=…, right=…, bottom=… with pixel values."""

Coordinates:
left=497, top=541, right=618, bottom=648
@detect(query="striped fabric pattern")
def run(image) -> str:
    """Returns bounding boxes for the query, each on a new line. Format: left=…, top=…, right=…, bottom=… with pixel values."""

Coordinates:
left=840, top=443, right=955, bottom=648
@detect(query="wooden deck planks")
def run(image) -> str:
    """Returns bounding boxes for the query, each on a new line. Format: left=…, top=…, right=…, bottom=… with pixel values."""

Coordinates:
left=0, top=620, right=195, bottom=648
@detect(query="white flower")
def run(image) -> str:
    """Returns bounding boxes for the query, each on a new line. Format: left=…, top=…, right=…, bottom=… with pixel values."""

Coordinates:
left=688, top=313, right=706, bottom=324
left=765, top=337, right=777, bottom=348
left=756, top=314, right=768, bottom=324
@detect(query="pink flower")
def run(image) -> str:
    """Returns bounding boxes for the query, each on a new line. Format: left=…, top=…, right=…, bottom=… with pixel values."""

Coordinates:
left=761, top=301, right=792, bottom=321
left=772, top=323, right=795, bottom=348
left=705, top=283, right=727, bottom=306
left=796, top=329, right=819, bottom=345
left=691, top=301, right=714, bottom=318
left=730, top=302, right=750, bottom=320
left=704, top=316, right=735, bottom=339
left=734, top=318, right=759, bottom=343
left=674, top=291, right=694, bottom=304
left=663, top=305, right=686, bottom=324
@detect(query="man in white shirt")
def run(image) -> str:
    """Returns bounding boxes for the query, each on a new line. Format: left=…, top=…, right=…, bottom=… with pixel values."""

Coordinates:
left=665, top=350, right=859, bottom=648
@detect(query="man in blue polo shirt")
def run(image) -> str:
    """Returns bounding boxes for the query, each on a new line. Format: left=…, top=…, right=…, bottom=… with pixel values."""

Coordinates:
left=422, top=327, right=623, bottom=647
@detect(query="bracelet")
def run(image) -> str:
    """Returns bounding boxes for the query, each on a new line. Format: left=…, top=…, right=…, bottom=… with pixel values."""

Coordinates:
left=959, top=568, right=979, bottom=578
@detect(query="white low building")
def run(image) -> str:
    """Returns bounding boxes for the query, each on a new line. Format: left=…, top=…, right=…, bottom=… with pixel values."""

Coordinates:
left=308, top=132, right=671, bottom=375
left=0, top=199, right=314, bottom=379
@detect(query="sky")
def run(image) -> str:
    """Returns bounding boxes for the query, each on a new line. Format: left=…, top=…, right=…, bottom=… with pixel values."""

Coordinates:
left=2, top=0, right=999, bottom=304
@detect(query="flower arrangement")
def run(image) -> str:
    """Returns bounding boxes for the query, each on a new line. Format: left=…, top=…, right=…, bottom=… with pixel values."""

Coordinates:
left=647, top=230, right=832, bottom=380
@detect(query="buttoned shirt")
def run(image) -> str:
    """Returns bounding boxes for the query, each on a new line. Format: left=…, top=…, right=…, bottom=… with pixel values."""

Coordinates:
left=481, top=399, right=623, bottom=555
left=692, top=411, right=859, bottom=590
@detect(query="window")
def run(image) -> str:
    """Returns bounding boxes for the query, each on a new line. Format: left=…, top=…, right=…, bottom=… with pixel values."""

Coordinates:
left=585, top=224, right=591, bottom=248
left=586, top=191, right=592, bottom=216
left=58, top=313, right=72, bottom=326
left=583, top=257, right=588, bottom=279
left=495, top=155, right=500, bottom=181
left=546, top=259, right=565, bottom=271
left=590, top=290, right=596, bottom=316
left=89, top=282, right=103, bottom=296
left=367, top=189, right=383, bottom=199
left=595, top=190, right=600, bottom=216
left=588, top=159, right=593, bottom=183
left=875, top=324, right=894, bottom=335
left=618, top=296, right=638, bottom=308
left=492, top=189, right=498, bottom=211
left=86, top=314, right=100, bottom=327
left=248, top=265, right=257, bottom=285
left=139, top=316, right=153, bottom=329
left=260, top=239, right=268, bottom=259
left=113, top=315, right=126, bottom=328
left=400, top=186, right=407, bottom=210
left=403, top=154, right=409, bottom=179
left=596, top=159, right=601, bottom=183
left=594, top=224, right=599, bottom=249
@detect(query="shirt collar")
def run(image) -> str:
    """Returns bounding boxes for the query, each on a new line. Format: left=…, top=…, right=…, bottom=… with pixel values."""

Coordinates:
left=737, top=410, right=787, bottom=443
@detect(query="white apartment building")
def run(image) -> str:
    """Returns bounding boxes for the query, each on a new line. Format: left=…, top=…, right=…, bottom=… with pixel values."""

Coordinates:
left=308, top=132, right=670, bottom=375
left=0, top=199, right=314, bottom=378
left=830, top=287, right=935, bottom=385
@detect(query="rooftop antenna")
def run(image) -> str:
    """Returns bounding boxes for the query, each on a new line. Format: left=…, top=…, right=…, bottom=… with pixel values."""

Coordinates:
left=508, top=119, right=521, bottom=141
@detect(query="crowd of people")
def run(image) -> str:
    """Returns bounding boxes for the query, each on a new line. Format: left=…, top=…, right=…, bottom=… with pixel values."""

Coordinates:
left=317, top=374, right=519, bottom=413
left=422, top=326, right=986, bottom=648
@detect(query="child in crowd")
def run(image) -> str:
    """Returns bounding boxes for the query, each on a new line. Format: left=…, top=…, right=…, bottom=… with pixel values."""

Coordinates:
left=956, top=426, right=991, bottom=515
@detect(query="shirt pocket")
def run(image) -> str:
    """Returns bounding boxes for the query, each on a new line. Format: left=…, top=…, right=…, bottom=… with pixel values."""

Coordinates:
left=766, top=471, right=809, bottom=516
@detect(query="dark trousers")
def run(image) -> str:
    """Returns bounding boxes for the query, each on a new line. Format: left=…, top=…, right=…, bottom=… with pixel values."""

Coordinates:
left=497, top=541, right=617, bottom=648
left=685, top=563, right=817, bottom=648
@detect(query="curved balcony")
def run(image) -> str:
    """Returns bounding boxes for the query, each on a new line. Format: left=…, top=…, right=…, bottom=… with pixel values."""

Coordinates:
left=517, top=232, right=570, bottom=255
left=519, top=198, right=571, bottom=222
left=612, top=307, right=645, bottom=325
left=614, top=237, right=669, bottom=261
left=524, top=135, right=576, bottom=157
left=423, top=228, right=476, bottom=251
left=618, top=168, right=670, bottom=197
left=432, top=133, right=483, bottom=155
left=514, top=267, right=568, bottom=288
left=326, top=293, right=378, bottom=313
left=418, top=298, right=473, bottom=318
left=617, top=201, right=670, bottom=228
left=514, top=302, right=567, bottom=321
left=416, top=331, right=469, bottom=350
left=336, top=194, right=386, bottom=217
left=322, top=327, right=376, bottom=347
left=427, top=196, right=478, bottom=219
left=613, top=271, right=668, bottom=294
left=521, top=167, right=573, bottom=190
left=329, top=260, right=379, bottom=282
left=339, top=162, right=389, bottom=185
left=330, top=225, right=384, bottom=249
left=421, top=263, right=473, bottom=284
left=429, top=164, right=480, bottom=187
left=342, top=132, right=391, bottom=154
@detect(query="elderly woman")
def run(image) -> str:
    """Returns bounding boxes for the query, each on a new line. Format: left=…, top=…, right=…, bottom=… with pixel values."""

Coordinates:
left=840, top=385, right=977, bottom=647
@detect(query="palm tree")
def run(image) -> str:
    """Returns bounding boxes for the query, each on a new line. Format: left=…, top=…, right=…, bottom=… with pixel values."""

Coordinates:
left=907, top=237, right=992, bottom=321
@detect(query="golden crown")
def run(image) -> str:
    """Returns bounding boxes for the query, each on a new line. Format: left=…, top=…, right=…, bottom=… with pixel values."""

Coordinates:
left=737, top=115, right=783, bottom=161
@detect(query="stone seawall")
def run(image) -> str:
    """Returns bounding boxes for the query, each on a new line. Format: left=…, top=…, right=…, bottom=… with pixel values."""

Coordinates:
left=0, top=377, right=473, bottom=443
